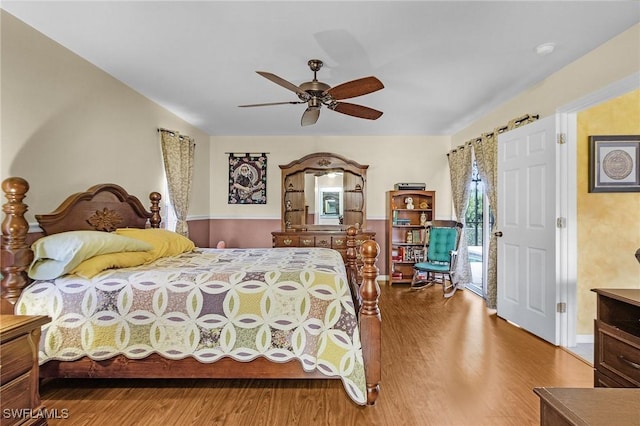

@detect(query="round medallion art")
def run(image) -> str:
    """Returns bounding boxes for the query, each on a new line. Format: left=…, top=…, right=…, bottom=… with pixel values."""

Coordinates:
left=602, top=149, right=633, bottom=180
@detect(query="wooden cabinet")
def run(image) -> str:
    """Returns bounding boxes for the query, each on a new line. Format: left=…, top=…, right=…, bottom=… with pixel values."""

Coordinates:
left=1, top=315, right=51, bottom=426
left=592, top=288, right=640, bottom=388
left=272, top=230, right=375, bottom=263
left=386, top=190, right=435, bottom=285
left=534, top=387, right=640, bottom=426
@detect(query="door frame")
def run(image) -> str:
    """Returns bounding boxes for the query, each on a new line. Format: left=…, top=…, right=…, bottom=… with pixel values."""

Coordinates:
left=557, top=71, right=639, bottom=348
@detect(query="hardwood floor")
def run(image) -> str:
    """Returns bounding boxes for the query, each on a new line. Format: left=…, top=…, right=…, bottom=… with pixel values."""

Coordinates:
left=39, top=283, right=593, bottom=426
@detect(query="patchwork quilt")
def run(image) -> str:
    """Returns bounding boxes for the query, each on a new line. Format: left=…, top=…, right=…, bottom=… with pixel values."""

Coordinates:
left=16, top=247, right=367, bottom=404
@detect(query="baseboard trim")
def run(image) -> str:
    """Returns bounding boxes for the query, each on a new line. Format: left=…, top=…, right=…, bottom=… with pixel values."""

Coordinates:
left=576, top=334, right=594, bottom=344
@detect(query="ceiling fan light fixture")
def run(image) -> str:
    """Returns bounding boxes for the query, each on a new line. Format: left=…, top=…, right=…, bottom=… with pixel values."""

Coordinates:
left=240, top=59, right=384, bottom=126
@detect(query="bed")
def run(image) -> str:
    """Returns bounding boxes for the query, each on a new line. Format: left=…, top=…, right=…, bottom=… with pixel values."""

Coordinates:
left=0, top=177, right=381, bottom=405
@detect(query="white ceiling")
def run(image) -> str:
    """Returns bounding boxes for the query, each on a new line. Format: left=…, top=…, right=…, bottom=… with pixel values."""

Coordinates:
left=3, top=1, right=639, bottom=136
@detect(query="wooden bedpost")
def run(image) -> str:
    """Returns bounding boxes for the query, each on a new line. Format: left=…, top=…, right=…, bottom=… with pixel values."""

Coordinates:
left=1, top=177, right=33, bottom=313
left=359, top=239, right=381, bottom=405
left=345, top=226, right=358, bottom=285
left=149, top=192, right=162, bottom=228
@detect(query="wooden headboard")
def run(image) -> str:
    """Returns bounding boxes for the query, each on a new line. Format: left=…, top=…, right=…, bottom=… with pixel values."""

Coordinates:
left=36, top=183, right=162, bottom=235
left=1, top=177, right=162, bottom=313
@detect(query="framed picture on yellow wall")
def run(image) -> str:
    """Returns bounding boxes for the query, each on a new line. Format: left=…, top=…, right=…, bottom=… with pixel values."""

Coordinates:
left=589, top=135, right=640, bottom=193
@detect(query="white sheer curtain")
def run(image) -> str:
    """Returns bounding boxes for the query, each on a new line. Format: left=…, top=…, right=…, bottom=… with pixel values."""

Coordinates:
left=159, top=129, right=195, bottom=237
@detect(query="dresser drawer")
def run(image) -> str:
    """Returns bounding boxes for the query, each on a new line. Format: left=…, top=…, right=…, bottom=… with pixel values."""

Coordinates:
left=315, top=237, right=331, bottom=248
left=299, top=236, right=315, bottom=247
left=595, top=369, right=634, bottom=387
left=274, top=235, right=299, bottom=247
left=331, top=236, right=346, bottom=249
left=0, top=334, right=34, bottom=384
left=0, top=372, right=32, bottom=423
left=597, top=326, right=640, bottom=386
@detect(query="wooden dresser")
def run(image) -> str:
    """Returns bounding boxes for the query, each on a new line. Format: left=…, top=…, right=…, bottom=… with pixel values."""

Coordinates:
left=592, top=288, right=640, bottom=388
left=0, top=315, right=51, bottom=426
left=534, top=387, right=640, bottom=426
left=271, top=229, right=375, bottom=262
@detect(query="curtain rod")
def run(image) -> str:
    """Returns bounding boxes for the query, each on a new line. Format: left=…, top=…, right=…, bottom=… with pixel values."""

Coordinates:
left=447, top=113, right=539, bottom=155
left=157, top=128, right=195, bottom=144
left=225, top=152, right=270, bottom=155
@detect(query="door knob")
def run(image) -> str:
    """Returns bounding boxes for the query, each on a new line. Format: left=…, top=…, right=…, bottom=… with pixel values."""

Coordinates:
left=494, top=231, right=503, bottom=237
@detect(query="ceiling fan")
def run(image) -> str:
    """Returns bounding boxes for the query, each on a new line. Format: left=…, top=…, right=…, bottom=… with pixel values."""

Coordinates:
left=239, top=59, right=384, bottom=126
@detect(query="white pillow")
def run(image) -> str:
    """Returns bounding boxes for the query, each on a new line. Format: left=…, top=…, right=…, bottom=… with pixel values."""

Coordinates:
left=28, top=230, right=153, bottom=280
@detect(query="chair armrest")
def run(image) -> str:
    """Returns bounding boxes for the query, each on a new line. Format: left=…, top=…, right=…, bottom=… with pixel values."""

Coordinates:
left=449, top=250, right=459, bottom=271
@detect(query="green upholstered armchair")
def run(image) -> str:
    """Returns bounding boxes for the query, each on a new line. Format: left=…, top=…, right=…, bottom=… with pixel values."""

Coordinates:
left=410, top=221, right=463, bottom=297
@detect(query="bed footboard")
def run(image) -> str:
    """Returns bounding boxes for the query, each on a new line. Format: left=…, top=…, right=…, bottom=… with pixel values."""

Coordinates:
left=359, top=239, right=381, bottom=404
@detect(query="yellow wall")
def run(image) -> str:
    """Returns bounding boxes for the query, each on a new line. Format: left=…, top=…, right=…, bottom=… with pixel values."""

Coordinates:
left=576, top=90, right=640, bottom=334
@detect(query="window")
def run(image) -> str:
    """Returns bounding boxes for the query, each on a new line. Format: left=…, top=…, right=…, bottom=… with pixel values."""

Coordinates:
left=465, top=162, right=484, bottom=247
left=465, top=160, right=493, bottom=296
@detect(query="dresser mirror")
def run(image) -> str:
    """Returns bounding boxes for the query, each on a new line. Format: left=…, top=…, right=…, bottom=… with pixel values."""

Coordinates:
left=280, top=152, right=368, bottom=231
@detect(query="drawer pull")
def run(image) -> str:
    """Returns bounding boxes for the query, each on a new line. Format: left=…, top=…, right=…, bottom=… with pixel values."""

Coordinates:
left=618, top=355, right=640, bottom=370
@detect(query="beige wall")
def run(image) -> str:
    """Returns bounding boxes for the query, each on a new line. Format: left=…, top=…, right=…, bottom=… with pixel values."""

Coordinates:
left=576, top=90, right=640, bottom=334
left=0, top=11, right=211, bottom=224
left=452, top=23, right=640, bottom=145
left=209, top=136, right=454, bottom=221
left=1, top=10, right=455, bottom=233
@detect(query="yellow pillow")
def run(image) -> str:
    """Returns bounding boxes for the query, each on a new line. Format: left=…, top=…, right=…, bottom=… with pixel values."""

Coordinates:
left=71, top=251, right=153, bottom=278
left=114, top=228, right=195, bottom=259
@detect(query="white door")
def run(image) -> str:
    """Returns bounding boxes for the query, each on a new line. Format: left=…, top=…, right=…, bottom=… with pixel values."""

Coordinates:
left=497, top=115, right=559, bottom=345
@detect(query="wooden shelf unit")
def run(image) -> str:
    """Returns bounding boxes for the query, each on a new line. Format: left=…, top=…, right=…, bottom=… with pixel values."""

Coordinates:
left=386, top=190, right=435, bottom=285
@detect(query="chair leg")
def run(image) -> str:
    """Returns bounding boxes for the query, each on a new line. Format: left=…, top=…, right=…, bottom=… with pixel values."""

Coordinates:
left=443, top=272, right=457, bottom=298
left=410, top=270, right=434, bottom=290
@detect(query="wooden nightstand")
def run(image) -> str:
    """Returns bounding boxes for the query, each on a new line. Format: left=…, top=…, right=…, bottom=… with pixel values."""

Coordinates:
left=1, top=315, right=51, bottom=426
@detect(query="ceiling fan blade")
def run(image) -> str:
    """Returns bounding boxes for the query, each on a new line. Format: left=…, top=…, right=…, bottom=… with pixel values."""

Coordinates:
left=301, top=107, right=320, bottom=126
left=256, top=71, right=309, bottom=98
left=238, top=101, right=305, bottom=107
left=330, top=102, right=383, bottom=120
left=325, top=76, right=384, bottom=100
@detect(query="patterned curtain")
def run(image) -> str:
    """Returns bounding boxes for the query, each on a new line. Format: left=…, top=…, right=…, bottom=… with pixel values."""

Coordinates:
left=160, top=129, right=195, bottom=237
left=447, top=144, right=473, bottom=295
left=471, top=115, right=538, bottom=309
